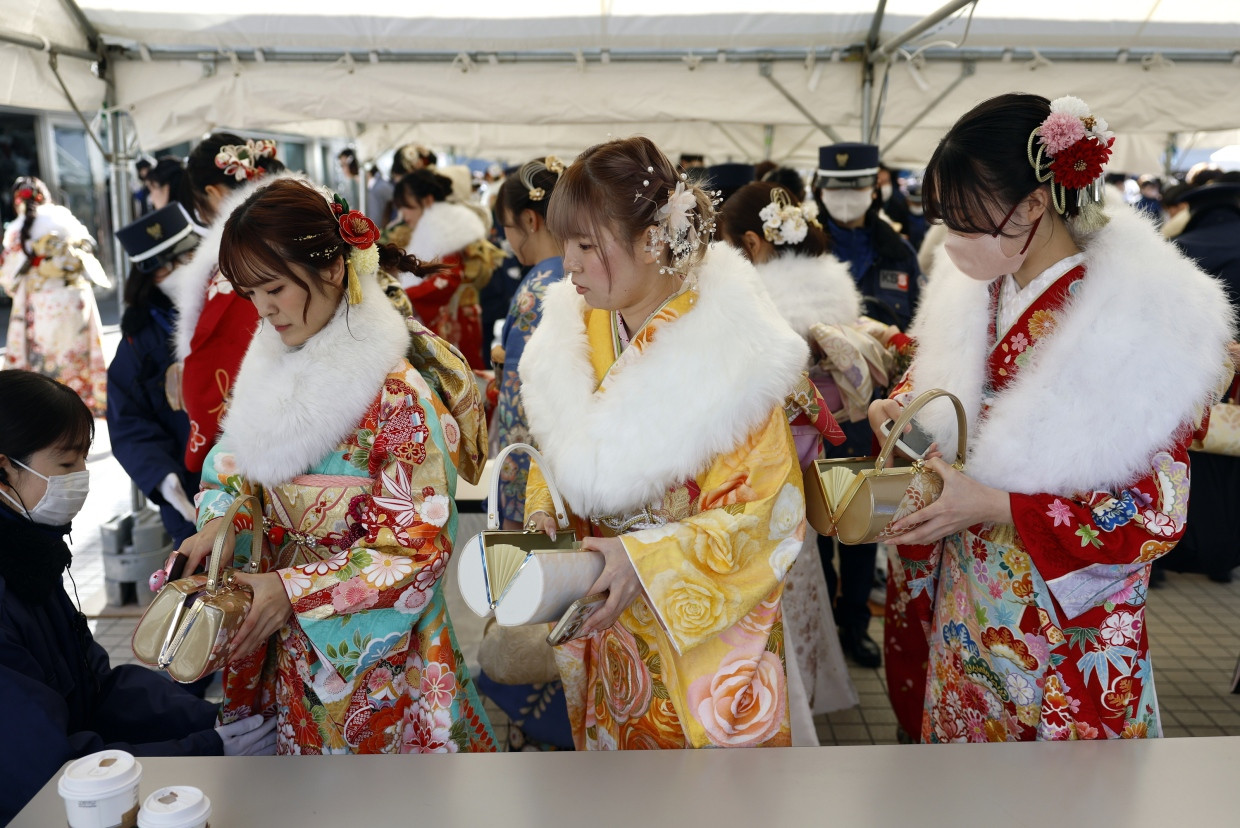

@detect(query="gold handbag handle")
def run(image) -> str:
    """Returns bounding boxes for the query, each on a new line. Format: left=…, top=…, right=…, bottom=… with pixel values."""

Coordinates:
left=875, top=388, right=968, bottom=472
left=206, top=494, right=263, bottom=594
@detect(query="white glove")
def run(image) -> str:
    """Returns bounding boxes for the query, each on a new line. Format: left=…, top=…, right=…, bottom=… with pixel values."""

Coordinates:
left=216, top=714, right=277, bottom=756
left=159, top=473, right=197, bottom=522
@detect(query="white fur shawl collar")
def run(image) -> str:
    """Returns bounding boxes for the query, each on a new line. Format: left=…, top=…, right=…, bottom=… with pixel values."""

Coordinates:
left=754, top=252, right=862, bottom=337
left=406, top=201, right=486, bottom=263
left=519, top=244, right=809, bottom=516
left=163, top=172, right=305, bottom=361
left=218, top=270, right=411, bottom=488
left=909, top=203, right=1235, bottom=496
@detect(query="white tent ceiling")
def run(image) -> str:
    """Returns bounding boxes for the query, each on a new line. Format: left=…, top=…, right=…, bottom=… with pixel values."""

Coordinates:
left=7, top=0, right=1240, bottom=171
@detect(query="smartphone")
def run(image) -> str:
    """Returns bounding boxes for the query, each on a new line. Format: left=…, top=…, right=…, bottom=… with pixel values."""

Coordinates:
left=879, top=417, right=936, bottom=460
left=546, top=593, right=608, bottom=646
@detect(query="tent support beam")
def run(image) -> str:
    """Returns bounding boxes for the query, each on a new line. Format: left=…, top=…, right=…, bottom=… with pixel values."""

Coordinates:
left=0, top=27, right=96, bottom=61
left=880, top=60, right=974, bottom=158
left=712, top=122, right=755, bottom=161
left=861, top=0, right=887, bottom=143
left=759, top=63, right=844, bottom=145
left=871, top=0, right=976, bottom=63
left=60, top=0, right=102, bottom=53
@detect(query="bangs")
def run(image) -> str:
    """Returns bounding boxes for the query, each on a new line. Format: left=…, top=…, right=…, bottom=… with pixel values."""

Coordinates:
left=218, top=232, right=289, bottom=290
left=546, top=164, right=603, bottom=242
left=924, top=142, right=1024, bottom=236
left=53, top=407, right=95, bottom=456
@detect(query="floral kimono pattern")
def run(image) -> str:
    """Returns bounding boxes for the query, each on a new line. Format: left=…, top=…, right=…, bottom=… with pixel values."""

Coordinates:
left=494, top=257, right=564, bottom=524
left=526, top=290, right=802, bottom=750
left=198, top=362, right=496, bottom=754
left=889, top=265, right=1193, bottom=741
left=1, top=216, right=107, bottom=415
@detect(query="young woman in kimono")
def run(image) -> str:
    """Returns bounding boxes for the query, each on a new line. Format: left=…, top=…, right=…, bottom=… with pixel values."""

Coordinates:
left=719, top=181, right=865, bottom=741
left=175, top=178, right=496, bottom=754
left=162, top=133, right=284, bottom=474
left=0, top=177, right=109, bottom=415
left=395, top=169, right=503, bottom=370
left=874, top=94, right=1235, bottom=742
left=521, top=137, right=815, bottom=750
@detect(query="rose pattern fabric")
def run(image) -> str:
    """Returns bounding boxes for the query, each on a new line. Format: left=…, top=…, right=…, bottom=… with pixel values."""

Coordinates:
left=198, top=363, right=496, bottom=754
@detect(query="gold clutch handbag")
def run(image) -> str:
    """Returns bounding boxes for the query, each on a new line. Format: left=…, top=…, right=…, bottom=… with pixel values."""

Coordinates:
left=131, top=494, right=263, bottom=683
left=804, top=389, right=967, bottom=545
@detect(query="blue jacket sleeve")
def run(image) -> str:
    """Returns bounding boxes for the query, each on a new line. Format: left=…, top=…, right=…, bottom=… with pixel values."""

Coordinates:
left=105, top=336, right=188, bottom=500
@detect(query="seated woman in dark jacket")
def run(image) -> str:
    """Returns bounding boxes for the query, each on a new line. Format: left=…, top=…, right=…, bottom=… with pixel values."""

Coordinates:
left=0, top=371, right=275, bottom=823
left=108, top=204, right=204, bottom=545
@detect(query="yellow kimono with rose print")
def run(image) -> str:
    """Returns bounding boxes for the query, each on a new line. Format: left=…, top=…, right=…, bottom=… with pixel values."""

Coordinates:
left=526, top=291, right=803, bottom=750
left=198, top=361, right=496, bottom=754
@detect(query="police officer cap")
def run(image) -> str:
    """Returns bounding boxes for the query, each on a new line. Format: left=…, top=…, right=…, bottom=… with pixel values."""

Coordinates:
left=115, top=203, right=202, bottom=273
left=818, top=142, right=880, bottom=189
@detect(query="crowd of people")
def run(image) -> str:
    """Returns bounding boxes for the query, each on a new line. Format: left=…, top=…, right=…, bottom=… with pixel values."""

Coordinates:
left=1, top=90, right=1238, bottom=819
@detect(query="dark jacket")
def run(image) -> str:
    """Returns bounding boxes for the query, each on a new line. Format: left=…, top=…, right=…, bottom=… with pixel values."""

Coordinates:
left=1174, top=203, right=1240, bottom=315
left=826, top=215, right=923, bottom=330
left=106, top=291, right=196, bottom=544
left=0, top=509, right=221, bottom=823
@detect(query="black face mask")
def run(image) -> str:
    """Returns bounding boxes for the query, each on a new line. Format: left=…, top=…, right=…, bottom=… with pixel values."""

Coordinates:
left=0, top=507, right=73, bottom=603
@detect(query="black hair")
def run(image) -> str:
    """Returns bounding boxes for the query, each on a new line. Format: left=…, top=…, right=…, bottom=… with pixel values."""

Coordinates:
left=11, top=177, right=52, bottom=260
left=146, top=156, right=194, bottom=216
left=0, top=372, right=94, bottom=467
left=497, top=158, right=561, bottom=224
left=338, top=148, right=359, bottom=177
left=922, top=93, right=1076, bottom=236
left=391, top=145, right=438, bottom=178
left=762, top=167, right=806, bottom=201
left=394, top=169, right=453, bottom=207
left=185, top=132, right=286, bottom=224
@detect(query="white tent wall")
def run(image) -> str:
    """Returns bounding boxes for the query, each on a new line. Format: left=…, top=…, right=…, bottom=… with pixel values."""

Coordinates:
left=0, top=0, right=105, bottom=112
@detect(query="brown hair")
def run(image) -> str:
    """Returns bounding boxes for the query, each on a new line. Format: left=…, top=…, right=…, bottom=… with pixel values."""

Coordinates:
left=546, top=136, right=714, bottom=277
left=218, top=178, right=444, bottom=321
left=719, top=182, right=829, bottom=259
left=497, top=158, right=561, bottom=225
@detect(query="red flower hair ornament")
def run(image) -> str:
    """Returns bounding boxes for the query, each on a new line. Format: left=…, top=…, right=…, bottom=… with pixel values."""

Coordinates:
left=1028, top=96, right=1115, bottom=220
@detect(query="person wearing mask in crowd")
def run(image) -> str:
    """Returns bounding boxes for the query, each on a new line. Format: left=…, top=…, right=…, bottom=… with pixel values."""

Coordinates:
left=162, top=133, right=285, bottom=475
left=521, top=136, right=819, bottom=750
left=108, top=205, right=203, bottom=546
left=1174, top=173, right=1240, bottom=309
left=0, top=177, right=109, bottom=416
left=719, top=179, right=868, bottom=743
left=1160, top=182, right=1193, bottom=240
left=1134, top=174, right=1164, bottom=223
left=876, top=93, right=1233, bottom=742
left=813, top=143, right=923, bottom=669
left=394, top=168, right=502, bottom=369
left=903, top=182, right=928, bottom=252
left=477, top=157, right=575, bottom=753
left=877, top=163, right=911, bottom=233
left=173, top=177, right=496, bottom=754
left=0, top=372, right=275, bottom=823
left=144, top=156, right=191, bottom=216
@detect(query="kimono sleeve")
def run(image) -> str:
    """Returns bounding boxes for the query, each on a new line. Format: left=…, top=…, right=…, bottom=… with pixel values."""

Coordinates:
left=622, top=408, right=805, bottom=655
left=274, top=376, right=457, bottom=679
left=522, top=461, right=555, bottom=525
left=1010, top=433, right=1193, bottom=618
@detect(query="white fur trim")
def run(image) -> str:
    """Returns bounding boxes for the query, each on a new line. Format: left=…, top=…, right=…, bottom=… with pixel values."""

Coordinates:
left=218, top=270, right=412, bottom=488
left=754, top=252, right=862, bottom=338
left=10, top=204, right=94, bottom=248
left=909, top=202, right=1236, bottom=496
left=519, top=244, right=809, bottom=516
left=162, top=172, right=305, bottom=361
left=405, top=201, right=486, bottom=263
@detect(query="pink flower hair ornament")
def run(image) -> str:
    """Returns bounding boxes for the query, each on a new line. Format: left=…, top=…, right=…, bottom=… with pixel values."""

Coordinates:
left=1027, top=96, right=1114, bottom=227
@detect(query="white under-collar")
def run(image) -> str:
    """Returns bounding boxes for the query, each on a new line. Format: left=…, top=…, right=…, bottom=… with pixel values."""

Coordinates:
left=998, top=252, right=1087, bottom=339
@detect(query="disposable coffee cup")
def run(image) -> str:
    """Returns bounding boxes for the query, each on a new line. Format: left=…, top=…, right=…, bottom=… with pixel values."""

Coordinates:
left=57, top=750, right=143, bottom=828
left=138, top=786, right=212, bottom=828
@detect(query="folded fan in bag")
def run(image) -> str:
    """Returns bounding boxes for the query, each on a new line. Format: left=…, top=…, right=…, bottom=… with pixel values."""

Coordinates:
left=131, top=494, right=263, bottom=683
left=804, top=389, right=968, bottom=545
left=457, top=443, right=604, bottom=626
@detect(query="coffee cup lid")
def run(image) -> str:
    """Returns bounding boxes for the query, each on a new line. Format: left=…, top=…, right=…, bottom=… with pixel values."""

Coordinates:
left=58, top=751, right=142, bottom=798
left=138, top=786, right=212, bottom=826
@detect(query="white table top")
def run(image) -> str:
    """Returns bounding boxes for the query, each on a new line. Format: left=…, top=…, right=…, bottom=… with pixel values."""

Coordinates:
left=17, top=738, right=1240, bottom=827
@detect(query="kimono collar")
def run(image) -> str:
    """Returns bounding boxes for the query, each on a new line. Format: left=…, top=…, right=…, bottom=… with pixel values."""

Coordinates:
left=219, top=270, right=412, bottom=488
left=519, top=244, right=809, bottom=517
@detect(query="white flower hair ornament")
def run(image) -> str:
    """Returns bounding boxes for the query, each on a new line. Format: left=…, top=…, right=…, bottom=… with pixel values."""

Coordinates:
left=759, top=188, right=810, bottom=246
left=214, top=139, right=277, bottom=182
left=641, top=172, right=719, bottom=276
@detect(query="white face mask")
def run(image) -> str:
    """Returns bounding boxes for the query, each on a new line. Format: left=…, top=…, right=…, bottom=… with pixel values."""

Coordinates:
left=821, top=189, right=873, bottom=225
left=0, top=458, right=90, bottom=526
left=880, top=184, right=894, bottom=202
